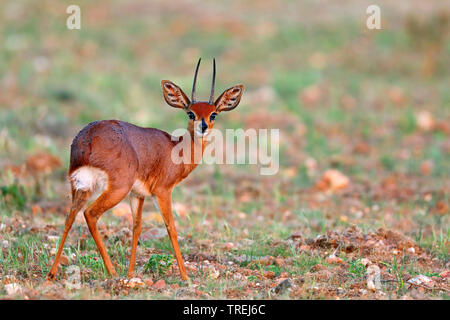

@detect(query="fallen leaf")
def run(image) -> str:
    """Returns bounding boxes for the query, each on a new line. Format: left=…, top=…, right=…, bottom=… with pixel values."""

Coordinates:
left=31, top=205, right=43, bottom=215
left=264, top=271, right=275, bottom=279
left=419, top=160, right=434, bottom=175
left=340, top=94, right=357, bottom=109
left=326, top=254, right=344, bottom=265
left=434, top=201, right=448, bottom=215
left=415, top=110, right=435, bottom=131
left=25, top=152, right=61, bottom=175
left=300, top=85, right=322, bottom=107
left=153, top=279, right=166, bottom=289
left=275, top=258, right=284, bottom=267
left=316, top=169, right=350, bottom=192
left=224, top=242, right=235, bottom=250
left=388, top=87, right=406, bottom=106
left=60, top=255, right=69, bottom=266
left=353, top=142, right=370, bottom=154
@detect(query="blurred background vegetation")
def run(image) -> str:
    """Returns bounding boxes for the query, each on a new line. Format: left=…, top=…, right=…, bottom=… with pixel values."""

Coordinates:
left=1, top=0, right=449, bottom=173
left=0, top=0, right=449, bottom=287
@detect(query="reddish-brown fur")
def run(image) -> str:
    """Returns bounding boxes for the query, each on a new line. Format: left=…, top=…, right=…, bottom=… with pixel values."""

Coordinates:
left=48, top=63, right=244, bottom=280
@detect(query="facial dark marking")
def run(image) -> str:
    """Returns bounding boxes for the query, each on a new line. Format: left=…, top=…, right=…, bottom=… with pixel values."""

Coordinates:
left=201, top=118, right=208, bottom=133
left=187, top=111, right=196, bottom=120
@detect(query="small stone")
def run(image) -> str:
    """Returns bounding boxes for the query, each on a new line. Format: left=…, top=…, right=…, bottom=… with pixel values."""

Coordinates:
left=5, top=283, right=23, bottom=296
left=360, top=258, right=371, bottom=267
left=144, top=278, right=154, bottom=286
left=407, top=275, right=432, bottom=286
left=366, top=265, right=381, bottom=291
left=127, top=277, right=144, bottom=288
left=407, top=247, right=415, bottom=254
left=272, top=278, right=292, bottom=294
left=415, top=110, right=435, bottom=131
left=47, top=235, right=59, bottom=242
left=367, top=279, right=376, bottom=291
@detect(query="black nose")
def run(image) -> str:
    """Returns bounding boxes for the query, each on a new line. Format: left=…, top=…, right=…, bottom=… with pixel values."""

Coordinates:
left=201, top=118, right=208, bottom=132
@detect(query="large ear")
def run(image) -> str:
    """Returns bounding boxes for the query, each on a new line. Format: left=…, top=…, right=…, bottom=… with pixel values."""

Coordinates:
left=215, top=85, right=244, bottom=112
left=161, top=80, right=191, bottom=109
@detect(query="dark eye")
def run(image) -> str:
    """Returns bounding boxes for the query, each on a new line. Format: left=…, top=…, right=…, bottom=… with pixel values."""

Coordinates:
left=187, top=112, right=196, bottom=120
left=210, top=113, right=217, bottom=121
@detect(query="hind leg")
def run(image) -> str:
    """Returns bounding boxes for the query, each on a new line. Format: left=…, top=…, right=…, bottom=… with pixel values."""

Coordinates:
left=48, top=189, right=90, bottom=280
left=84, top=186, right=131, bottom=277
left=127, top=195, right=144, bottom=277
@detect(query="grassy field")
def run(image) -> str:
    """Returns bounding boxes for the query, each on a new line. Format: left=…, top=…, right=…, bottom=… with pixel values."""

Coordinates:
left=0, top=0, right=449, bottom=299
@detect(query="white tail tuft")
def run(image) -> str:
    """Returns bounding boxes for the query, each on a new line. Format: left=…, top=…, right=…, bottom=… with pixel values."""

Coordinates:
left=70, top=166, right=108, bottom=192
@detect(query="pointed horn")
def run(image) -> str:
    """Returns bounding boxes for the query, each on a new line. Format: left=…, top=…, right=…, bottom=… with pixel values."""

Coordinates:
left=209, top=58, right=216, bottom=104
left=192, top=58, right=201, bottom=103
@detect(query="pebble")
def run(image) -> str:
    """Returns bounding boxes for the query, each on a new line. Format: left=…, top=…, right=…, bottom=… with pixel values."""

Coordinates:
left=5, top=283, right=23, bottom=296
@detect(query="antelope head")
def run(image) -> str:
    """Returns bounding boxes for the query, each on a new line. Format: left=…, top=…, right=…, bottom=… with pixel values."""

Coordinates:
left=161, top=58, right=244, bottom=138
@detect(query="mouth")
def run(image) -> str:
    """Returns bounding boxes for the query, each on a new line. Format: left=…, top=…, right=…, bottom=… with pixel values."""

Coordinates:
left=194, top=129, right=208, bottom=137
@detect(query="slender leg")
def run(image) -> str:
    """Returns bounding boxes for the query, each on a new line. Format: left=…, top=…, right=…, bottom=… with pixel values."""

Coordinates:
left=156, top=193, right=188, bottom=280
left=83, top=187, right=130, bottom=277
left=127, top=195, right=144, bottom=277
left=48, top=189, right=90, bottom=279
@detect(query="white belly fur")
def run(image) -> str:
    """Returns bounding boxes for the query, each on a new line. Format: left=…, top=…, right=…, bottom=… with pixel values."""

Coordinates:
left=70, top=166, right=151, bottom=197
left=131, top=179, right=152, bottom=197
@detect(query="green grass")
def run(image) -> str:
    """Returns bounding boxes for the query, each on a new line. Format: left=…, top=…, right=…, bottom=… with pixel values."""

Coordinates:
left=144, top=254, right=174, bottom=275
left=0, top=0, right=449, bottom=300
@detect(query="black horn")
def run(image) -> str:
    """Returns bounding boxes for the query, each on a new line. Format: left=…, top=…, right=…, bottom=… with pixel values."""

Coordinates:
left=191, top=58, right=201, bottom=103
left=209, top=58, right=216, bottom=104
